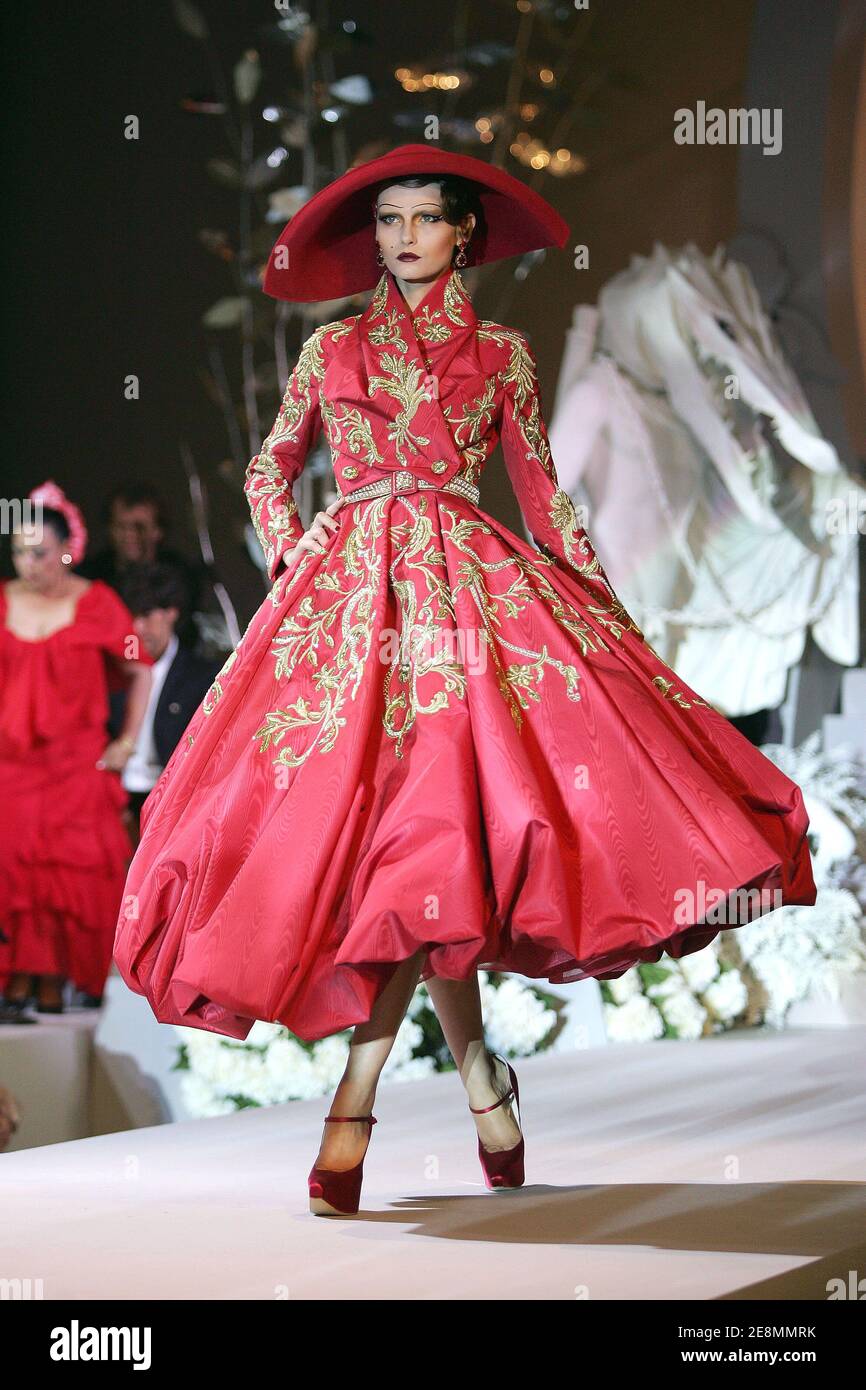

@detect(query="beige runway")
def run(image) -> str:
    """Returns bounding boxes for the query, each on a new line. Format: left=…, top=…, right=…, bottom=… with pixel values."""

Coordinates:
left=2, top=1026, right=864, bottom=1300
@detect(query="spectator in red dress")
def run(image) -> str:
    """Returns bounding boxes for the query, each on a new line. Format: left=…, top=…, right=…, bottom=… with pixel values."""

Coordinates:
left=0, top=482, right=153, bottom=1021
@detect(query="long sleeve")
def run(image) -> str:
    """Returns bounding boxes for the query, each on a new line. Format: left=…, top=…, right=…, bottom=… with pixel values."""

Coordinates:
left=499, top=328, right=642, bottom=631
left=245, top=326, right=327, bottom=582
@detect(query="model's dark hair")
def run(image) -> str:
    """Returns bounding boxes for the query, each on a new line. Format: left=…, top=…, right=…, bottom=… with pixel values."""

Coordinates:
left=38, top=506, right=71, bottom=544
left=372, top=173, right=486, bottom=241
left=118, top=561, right=189, bottom=618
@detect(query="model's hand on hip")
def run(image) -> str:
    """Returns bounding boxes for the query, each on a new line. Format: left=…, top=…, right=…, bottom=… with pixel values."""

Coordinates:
left=288, top=498, right=344, bottom=567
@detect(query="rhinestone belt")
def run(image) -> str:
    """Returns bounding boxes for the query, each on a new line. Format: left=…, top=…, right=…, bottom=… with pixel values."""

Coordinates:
left=338, top=469, right=480, bottom=507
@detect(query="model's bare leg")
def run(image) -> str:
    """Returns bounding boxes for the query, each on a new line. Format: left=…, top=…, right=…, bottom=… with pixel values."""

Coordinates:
left=425, top=973, right=522, bottom=1152
left=314, top=948, right=426, bottom=1171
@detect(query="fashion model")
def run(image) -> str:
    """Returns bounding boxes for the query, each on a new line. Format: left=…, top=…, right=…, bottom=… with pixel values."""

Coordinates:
left=0, top=482, right=153, bottom=1020
left=112, top=146, right=817, bottom=1216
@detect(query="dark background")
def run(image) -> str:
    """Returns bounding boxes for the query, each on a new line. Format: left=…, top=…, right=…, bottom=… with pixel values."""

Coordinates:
left=1, top=2, right=235, bottom=531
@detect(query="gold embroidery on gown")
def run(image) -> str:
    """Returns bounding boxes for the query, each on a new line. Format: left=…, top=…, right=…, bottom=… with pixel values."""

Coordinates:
left=237, top=269, right=710, bottom=771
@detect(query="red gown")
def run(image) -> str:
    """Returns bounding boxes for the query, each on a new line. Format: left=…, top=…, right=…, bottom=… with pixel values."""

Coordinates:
left=112, top=265, right=817, bottom=1043
left=0, top=578, right=153, bottom=996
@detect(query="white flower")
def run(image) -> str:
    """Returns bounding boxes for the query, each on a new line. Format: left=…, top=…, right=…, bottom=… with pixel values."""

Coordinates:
left=702, top=969, right=748, bottom=1022
left=245, top=1020, right=285, bottom=1047
left=381, top=1055, right=438, bottom=1083
left=262, top=1038, right=319, bottom=1100
left=679, top=944, right=720, bottom=993
left=179, top=1072, right=236, bottom=1118
left=606, top=968, right=642, bottom=1003
left=482, top=975, right=557, bottom=1055
left=802, top=794, right=856, bottom=876
left=603, top=994, right=665, bottom=1042
left=406, top=987, right=430, bottom=1020
left=658, top=989, right=707, bottom=1038
left=728, top=888, right=866, bottom=1026
left=645, top=966, right=686, bottom=1000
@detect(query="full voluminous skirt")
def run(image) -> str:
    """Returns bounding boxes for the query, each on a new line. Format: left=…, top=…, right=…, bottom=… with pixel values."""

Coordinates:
left=112, top=493, right=817, bottom=1041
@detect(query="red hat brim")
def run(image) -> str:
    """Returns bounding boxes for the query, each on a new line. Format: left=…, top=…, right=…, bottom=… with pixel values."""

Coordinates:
left=262, top=144, right=571, bottom=302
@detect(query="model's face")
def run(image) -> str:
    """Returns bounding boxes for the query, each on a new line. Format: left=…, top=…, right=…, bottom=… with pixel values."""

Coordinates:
left=11, top=525, right=70, bottom=587
left=374, top=183, right=475, bottom=284
left=110, top=502, right=163, bottom=563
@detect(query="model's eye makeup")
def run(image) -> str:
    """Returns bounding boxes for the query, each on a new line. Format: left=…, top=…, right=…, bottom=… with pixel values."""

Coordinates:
left=377, top=212, right=444, bottom=222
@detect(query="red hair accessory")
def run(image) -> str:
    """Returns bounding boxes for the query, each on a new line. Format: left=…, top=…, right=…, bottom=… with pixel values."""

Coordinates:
left=28, top=480, right=89, bottom=565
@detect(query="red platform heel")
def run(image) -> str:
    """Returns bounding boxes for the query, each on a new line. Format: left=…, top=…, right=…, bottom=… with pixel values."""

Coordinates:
left=469, top=1052, right=525, bottom=1190
left=307, top=1114, right=377, bottom=1217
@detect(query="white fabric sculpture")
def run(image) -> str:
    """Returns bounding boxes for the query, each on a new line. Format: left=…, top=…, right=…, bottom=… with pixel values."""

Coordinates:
left=547, top=242, right=863, bottom=718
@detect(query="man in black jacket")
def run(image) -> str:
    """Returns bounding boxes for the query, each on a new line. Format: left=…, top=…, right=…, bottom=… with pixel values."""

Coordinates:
left=110, top=562, right=224, bottom=845
left=77, top=483, right=205, bottom=646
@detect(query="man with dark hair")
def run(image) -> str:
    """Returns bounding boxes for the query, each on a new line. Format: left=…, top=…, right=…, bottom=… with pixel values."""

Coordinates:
left=77, top=481, right=204, bottom=622
left=109, top=561, right=222, bottom=844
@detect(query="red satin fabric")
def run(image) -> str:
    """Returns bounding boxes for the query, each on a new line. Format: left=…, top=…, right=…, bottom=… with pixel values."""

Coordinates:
left=0, top=580, right=152, bottom=996
left=113, top=265, right=817, bottom=1042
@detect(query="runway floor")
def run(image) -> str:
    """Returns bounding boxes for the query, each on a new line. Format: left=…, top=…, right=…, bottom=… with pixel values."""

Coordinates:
left=2, top=1025, right=864, bottom=1300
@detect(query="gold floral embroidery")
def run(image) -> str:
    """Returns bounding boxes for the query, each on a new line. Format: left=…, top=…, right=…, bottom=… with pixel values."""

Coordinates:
left=382, top=497, right=467, bottom=758
left=391, top=499, right=591, bottom=739
left=253, top=501, right=385, bottom=769
left=479, top=321, right=655, bottom=657
left=251, top=489, right=616, bottom=768
left=244, top=274, right=712, bottom=769
left=476, top=322, right=535, bottom=402
left=515, top=393, right=553, bottom=473
left=413, top=305, right=453, bottom=343
left=203, top=648, right=238, bottom=715
left=366, top=272, right=388, bottom=321
left=443, top=375, right=499, bottom=450
left=250, top=478, right=705, bottom=772
left=651, top=675, right=710, bottom=709
left=368, top=308, right=409, bottom=350
left=246, top=319, right=346, bottom=576
left=367, top=353, right=433, bottom=465
left=320, top=397, right=384, bottom=466
left=443, top=270, right=472, bottom=325
left=383, top=494, right=588, bottom=748
left=365, top=267, right=472, bottom=330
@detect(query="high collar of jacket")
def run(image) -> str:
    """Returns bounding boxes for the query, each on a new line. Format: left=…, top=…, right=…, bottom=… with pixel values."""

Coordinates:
left=358, top=264, right=478, bottom=381
left=350, top=264, right=484, bottom=474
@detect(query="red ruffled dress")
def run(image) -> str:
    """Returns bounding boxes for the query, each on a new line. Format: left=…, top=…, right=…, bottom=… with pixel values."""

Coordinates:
left=0, top=578, right=153, bottom=996
left=113, top=265, right=817, bottom=1043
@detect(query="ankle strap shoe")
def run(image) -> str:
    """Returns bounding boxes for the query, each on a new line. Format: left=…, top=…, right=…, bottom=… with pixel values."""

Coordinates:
left=469, top=1054, right=525, bottom=1190
left=307, top=1114, right=377, bottom=1217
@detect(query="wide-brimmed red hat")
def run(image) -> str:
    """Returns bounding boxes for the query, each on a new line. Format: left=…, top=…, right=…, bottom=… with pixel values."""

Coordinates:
left=263, top=143, right=570, bottom=302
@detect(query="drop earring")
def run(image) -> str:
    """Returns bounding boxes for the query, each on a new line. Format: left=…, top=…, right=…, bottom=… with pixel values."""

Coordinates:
left=455, top=239, right=469, bottom=267
left=376, top=246, right=385, bottom=265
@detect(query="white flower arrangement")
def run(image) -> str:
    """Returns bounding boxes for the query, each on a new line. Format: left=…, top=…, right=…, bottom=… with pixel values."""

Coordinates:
left=602, top=732, right=866, bottom=1040
left=601, top=940, right=748, bottom=1041
left=174, top=970, right=561, bottom=1119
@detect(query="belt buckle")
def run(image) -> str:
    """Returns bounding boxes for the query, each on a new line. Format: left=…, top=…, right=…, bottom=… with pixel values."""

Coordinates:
left=392, top=470, right=416, bottom=495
